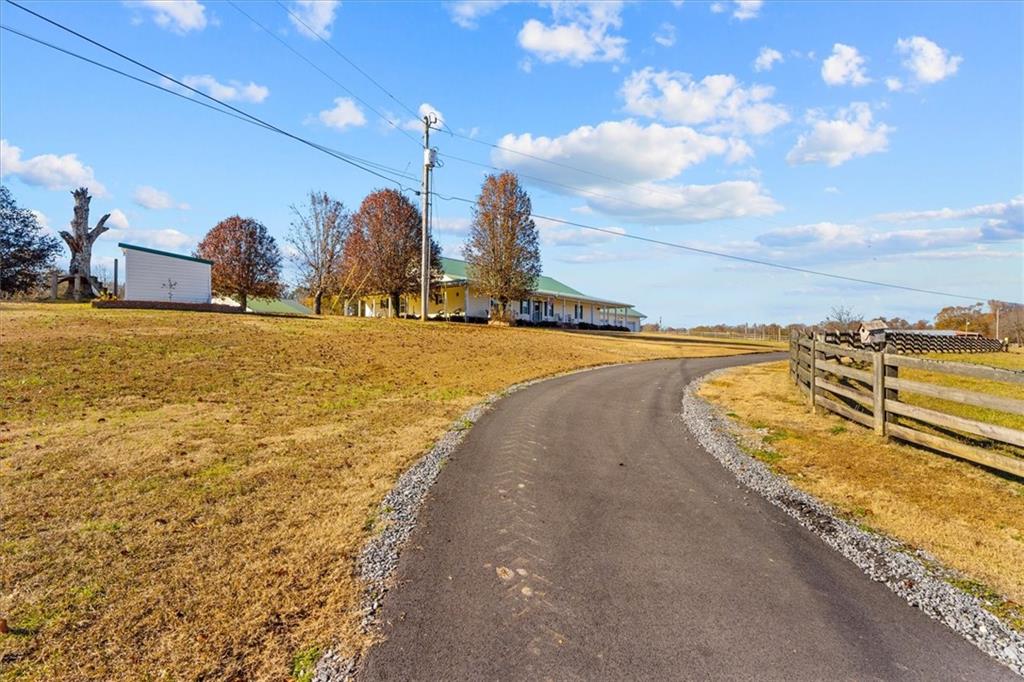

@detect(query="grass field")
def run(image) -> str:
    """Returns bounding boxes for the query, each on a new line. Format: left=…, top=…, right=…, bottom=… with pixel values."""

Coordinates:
left=0, top=303, right=765, bottom=680
left=699, top=355, right=1024, bottom=630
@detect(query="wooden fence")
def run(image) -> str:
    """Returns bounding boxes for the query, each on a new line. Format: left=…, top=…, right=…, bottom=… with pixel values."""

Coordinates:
left=790, top=332, right=1024, bottom=478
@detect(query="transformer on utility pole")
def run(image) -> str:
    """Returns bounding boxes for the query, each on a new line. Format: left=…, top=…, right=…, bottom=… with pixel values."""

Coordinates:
left=420, top=114, right=437, bottom=322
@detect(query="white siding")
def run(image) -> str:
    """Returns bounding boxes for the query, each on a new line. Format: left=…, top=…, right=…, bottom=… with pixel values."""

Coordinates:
left=123, top=248, right=211, bottom=304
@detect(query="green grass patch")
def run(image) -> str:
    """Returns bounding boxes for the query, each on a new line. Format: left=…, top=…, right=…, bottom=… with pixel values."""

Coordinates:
left=949, top=577, right=1024, bottom=632
left=290, top=646, right=321, bottom=682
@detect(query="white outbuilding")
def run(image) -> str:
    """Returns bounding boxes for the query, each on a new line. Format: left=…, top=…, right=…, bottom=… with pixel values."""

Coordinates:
left=119, top=242, right=212, bottom=304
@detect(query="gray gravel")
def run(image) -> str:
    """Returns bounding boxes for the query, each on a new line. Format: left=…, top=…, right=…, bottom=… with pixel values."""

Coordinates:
left=312, top=367, right=613, bottom=682
left=681, top=367, right=1024, bottom=677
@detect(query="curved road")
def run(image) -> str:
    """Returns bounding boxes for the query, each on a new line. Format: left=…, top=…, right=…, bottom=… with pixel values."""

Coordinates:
left=360, top=355, right=1010, bottom=680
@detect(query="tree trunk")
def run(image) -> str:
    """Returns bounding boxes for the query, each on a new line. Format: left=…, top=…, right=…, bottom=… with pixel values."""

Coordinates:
left=239, top=292, right=248, bottom=312
left=59, top=187, right=109, bottom=300
left=389, top=292, right=400, bottom=318
left=314, top=290, right=323, bottom=315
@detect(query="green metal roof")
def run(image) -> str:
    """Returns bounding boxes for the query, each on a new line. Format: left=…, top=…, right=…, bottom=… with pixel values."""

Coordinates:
left=119, top=242, right=213, bottom=265
left=439, top=257, right=631, bottom=307
left=245, top=298, right=312, bottom=315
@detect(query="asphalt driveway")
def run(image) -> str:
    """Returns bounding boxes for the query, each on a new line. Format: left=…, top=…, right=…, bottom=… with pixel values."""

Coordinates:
left=359, top=354, right=1011, bottom=680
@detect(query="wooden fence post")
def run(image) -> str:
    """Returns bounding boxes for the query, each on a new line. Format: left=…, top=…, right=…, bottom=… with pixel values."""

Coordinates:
left=884, top=357, right=899, bottom=434
left=872, top=350, right=885, bottom=435
left=809, top=334, right=818, bottom=414
left=789, top=333, right=796, bottom=384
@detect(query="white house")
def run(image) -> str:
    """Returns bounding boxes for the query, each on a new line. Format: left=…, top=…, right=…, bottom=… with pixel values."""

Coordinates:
left=119, top=243, right=212, bottom=304
left=354, top=257, right=647, bottom=331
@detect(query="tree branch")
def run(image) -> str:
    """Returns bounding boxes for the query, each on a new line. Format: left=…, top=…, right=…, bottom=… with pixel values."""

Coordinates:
left=89, top=214, right=111, bottom=242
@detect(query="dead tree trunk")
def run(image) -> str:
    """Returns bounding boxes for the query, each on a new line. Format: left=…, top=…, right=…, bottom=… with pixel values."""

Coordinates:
left=59, top=187, right=109, bottom=300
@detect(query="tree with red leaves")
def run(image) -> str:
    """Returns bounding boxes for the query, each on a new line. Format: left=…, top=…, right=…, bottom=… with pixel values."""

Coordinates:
left=195, top=216, right=282, bottom=311
left=346, top=189, right=440, bottom=317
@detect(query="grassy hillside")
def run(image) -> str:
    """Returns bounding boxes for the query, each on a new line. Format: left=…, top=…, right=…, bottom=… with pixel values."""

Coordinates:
left=0, top=303, right=763, bottom=680
left=699, top=356, right=1024, bottom=631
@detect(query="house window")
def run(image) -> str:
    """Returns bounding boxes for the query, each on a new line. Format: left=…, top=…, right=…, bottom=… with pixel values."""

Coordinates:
left=520, top=299, right=530, bottom=314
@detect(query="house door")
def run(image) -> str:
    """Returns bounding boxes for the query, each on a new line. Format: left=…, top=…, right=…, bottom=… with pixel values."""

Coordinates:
left=532, top=300, right=541, bottom=322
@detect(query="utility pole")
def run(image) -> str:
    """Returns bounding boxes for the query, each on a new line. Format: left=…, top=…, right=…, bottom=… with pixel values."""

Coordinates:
left=420, top=114, right=436, bottom=322
left=996, top=303, right=1001, bottom=340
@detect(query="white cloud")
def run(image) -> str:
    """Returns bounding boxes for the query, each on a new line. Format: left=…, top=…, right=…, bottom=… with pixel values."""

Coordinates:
left=492, top=120, right=780, bottom=223
left=125, top=1, right=208, bottom=33
left=107, top=209, right=131, bottom=230
left=753, top=47, right=783, bottom=72
left=725, top=138, right=753, bottom=164
left=896, top=36, right=962, bottom=85
left=824, top=186, right=840, bottom=194
left=537, top=218, right=626, bottom=247
left=0, top=139, right=107, bottom=196
left=786, top=102, right=891, bottom=167
left=403, top=102, right=446, bottom=132
left=653, top=22, right=676, bottom=48
left=181, top=75, right=269, bottom=103
left=433, top=216, right=471, bottom=234
left=709, top=1, right=762, bottom=19
left=105, top=227, right=195, bottom=251
left=29, top=210, right=51, bottom=234
left=318, top=97, right=367, bottom=131
left=754, top=219, right=1022, bottom=262
left=885, top=77, right=903, bottom=92
left=517, top=1, right=627, bottom=65
left=494, top=120, right=731, bottom=184
left=620, top=68, right=789, bottom=135
left=732, top=0, right=763, bottom=20
left=446, top=0, right=508, bottom=29
left=821, top=43, right=870, bottom=86
left=875, top=195, right=1023, bottom=224
left=288, top=0, right=340, bottom=39
left=133, top=185, right=189, bottom=210
left=750, top=197, right=1022, bottom=264
left=583, top=179, right=781, bottom=224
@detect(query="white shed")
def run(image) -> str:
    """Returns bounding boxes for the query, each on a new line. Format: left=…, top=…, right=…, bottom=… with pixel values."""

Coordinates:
left=119, top=243, right=212, bottom=304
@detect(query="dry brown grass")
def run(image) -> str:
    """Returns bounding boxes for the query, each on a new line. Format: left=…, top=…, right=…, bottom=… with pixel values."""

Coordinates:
left=0, top=303, right=761, bottom=680
left=699, top=360, right=1024, bottom=627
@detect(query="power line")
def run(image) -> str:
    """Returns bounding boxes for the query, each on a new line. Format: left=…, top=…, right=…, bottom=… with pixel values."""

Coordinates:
left=266, top=0, right=790, bottom=227
left=3, top=2, right=1006, bottom=304
left=1, top=25, right=418, bottom=187
left=4, top=0, right=416, bottom=190
left=429, top=192, right=1000, bottom=303
left=437, top=149, right=682, bottom=214
left=227, top=0, right=421, bottom=148
left=275, top=0, right=422, bottom=122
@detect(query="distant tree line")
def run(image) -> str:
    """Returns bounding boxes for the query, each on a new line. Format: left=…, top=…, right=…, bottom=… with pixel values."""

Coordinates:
left=648, top=301, right=1022, bottom=345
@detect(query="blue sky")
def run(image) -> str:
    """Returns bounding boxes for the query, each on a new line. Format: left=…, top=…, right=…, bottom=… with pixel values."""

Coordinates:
left=1, top=0, right=1021, bottom=326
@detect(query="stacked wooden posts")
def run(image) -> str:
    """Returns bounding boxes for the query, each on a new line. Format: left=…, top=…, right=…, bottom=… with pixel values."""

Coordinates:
left=789, top=331, right=1024, bottom=478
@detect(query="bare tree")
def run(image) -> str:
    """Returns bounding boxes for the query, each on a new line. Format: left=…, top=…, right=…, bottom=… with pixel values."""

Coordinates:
left=825, top=304, right=862, bottom=330
left=288, top=191, right=351, bottom=315
left=462, top=172, right=541, bottom=323
left=59, top=187, right=109, bottom=299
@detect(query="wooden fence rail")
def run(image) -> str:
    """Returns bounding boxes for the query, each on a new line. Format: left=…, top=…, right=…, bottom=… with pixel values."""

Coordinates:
left=789, top=332, right=1024, bottom=478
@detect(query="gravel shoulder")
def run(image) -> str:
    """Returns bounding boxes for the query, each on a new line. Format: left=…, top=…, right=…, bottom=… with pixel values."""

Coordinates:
left=683, top=366, right=1024, bottom=676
